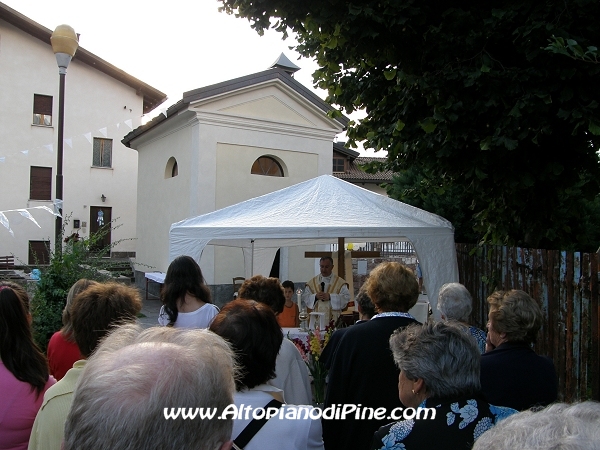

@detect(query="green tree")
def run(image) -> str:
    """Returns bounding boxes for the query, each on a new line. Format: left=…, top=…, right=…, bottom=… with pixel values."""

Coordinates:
left=383, top=165, right=600, bottom=250
left=383, top=166, right=479, bottom=243
left=29, top=220, right=134, bottom=351
left=220, top=0, right=600, bottom=249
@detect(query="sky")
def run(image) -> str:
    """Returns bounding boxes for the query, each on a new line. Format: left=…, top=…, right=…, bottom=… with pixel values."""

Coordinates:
left=5, top=0, right=376, bottom=155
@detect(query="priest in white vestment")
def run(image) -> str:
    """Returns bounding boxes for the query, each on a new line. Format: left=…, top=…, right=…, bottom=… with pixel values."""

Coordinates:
left=302, top=256, right=350, bottom=323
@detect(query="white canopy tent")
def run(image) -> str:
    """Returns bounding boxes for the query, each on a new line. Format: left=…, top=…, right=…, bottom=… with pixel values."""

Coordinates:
left=169, top=175, right=459, bottom=317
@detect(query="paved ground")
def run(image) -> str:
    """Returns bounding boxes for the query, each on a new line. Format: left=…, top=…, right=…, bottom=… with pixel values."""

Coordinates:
left=138, top=295, right=162, bottom=328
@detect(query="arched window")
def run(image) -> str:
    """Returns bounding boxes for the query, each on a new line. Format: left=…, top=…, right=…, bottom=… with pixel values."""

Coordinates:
left=251, top=156, right=284, bottom=177
left=165, top=157, right=178, bottom=178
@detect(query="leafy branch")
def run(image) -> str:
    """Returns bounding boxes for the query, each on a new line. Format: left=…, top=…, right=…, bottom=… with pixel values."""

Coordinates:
left=545, top=36, right=599, bottom=64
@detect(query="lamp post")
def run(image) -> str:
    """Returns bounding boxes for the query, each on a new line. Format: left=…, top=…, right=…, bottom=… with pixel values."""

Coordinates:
left=50, top=25, right=78, bottom=253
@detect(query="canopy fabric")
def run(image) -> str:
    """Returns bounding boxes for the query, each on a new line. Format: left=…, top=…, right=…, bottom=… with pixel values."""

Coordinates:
left=169, top=175, right=459, bottom=316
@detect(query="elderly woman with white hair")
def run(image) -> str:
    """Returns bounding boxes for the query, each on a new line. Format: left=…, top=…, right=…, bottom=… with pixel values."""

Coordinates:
left=472, top=402, right=600, bottom=450
left=437, top=282, right=487, bottom=353
left=371, top=322, right=516, bottom=450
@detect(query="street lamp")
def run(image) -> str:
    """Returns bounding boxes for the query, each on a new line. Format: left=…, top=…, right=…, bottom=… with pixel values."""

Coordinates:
left=50, top=24, right=78, bottom=253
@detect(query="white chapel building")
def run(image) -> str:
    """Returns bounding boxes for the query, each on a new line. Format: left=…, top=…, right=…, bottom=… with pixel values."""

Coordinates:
left=122, top=55, right=350, bottom=295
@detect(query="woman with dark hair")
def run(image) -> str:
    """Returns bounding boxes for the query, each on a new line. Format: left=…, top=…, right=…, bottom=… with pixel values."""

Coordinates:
left=158, top=255, right=218, bottom=328
left=210, top=299, right=323, bottom=450
left=237, top=275, right=312, bottom=405
left=46, top=279, right=98, bottom=380
left=0, top=282, right=55, bottom=449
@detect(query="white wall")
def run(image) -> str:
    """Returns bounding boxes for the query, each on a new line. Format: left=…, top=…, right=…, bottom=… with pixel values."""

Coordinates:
left=131, top=78, right=344, bottom=280
left=134, top=113, right=196, bottom=271
left=0, top=20, right=144, bottom=262
left=213, top=143, right=321, bottom=284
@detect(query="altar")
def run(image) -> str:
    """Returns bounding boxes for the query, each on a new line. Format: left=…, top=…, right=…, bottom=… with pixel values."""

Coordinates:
left=283, top=299, right=430, bottom=341
left=283, top=327, right=309, bottom=341
left=144, top=272, right=166, bottom=300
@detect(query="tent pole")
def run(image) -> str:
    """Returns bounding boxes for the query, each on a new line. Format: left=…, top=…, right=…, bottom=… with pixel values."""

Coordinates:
left=338, top=237, right=345, bottom=280
left=250, top=239, right=255, bottom=276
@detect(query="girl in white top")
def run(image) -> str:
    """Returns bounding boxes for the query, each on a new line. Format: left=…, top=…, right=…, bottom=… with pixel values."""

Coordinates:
left=158, top=255, right=218, bottom=328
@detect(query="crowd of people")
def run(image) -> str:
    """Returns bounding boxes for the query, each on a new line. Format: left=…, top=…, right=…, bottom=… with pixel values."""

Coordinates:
left=0, top=256, right=597, bottom=450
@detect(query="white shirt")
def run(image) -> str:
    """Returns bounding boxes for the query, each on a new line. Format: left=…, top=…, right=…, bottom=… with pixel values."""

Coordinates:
left=270, top=339, right=312, bottom=405
left=157, top=303, right=219, bottom=328
left=231, top=384, right=324, bottom=450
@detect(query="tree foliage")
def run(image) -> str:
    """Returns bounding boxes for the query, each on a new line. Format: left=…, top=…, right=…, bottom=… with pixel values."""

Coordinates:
left=220, top=0, right=600, bottom=249
left=545, top=36, right=599, bottom=64
left=384, top=166, right=600, bottom=250
left=383, top=167, right=479, bottom=243
left=29, top=219, right=133, bottom=351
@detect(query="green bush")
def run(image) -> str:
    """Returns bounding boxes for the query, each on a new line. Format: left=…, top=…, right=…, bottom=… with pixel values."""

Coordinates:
left=29, top=220, right=130, bottom=351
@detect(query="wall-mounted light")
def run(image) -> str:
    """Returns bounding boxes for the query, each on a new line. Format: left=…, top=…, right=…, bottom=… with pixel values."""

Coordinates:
left=101, top=194, right=106, bottom=202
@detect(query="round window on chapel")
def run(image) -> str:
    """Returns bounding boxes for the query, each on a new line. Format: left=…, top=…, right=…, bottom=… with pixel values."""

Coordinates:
left=251, top=156, right=284, bottom=177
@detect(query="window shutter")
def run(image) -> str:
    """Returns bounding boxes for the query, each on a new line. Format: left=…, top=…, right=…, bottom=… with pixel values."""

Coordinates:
left=102, top=139, right=112, bottom=167
left=93, top=139, right=101, bottom=166
left=28, top=241, right=50, bottom=265
left=33, top=95, right=53, bottom=115
left=93, top=138, right=112, bottom=167
left=30, top=166, right=52, bottom=200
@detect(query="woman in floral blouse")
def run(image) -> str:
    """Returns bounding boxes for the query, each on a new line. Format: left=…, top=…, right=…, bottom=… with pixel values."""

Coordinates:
left=371, top=322, right=516, bottom=450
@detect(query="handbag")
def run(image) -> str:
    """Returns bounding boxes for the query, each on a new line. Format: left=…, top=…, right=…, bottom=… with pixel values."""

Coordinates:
left=232, top=399, right=283, bottom=449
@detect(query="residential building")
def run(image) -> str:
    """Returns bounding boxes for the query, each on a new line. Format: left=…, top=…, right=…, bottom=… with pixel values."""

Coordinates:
left=0, top=2, right=166, bottom=264
left=332, top=141, right=393, bottom=195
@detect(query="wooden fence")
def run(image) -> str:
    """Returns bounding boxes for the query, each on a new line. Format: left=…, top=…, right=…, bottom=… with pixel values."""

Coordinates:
left=455, top=243, right=600, bottom=402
